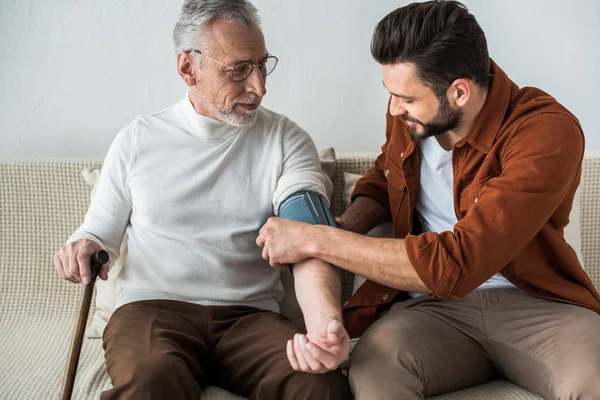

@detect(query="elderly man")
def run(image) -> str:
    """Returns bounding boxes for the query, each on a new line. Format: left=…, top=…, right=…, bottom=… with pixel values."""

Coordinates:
left=257, top=1, right=600, bottom=399
left=53, top=1, right=350, bottom=399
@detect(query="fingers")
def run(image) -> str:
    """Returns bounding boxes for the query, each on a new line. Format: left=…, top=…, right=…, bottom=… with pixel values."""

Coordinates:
left=312, top=320, right=346, bottom=348
left=66, top=246, right=81, bottom=283
left=54, top=240, right=104, bottom=284
left=77, top=249, right=92, bottom=285
left=287, top=339, right=300, bottom=370
left=269, top=258, right=284, bottom=269
left=311, top=319, right=340, bottom=347
left=257, top=217, right=281, bottom=245
left=274, top=263, right=288, bottom=271
left=61, top=254, right=78, bottom=283
left=98, top=263, right=109, bottom=281
left=292, top=334, right=329, bottom=374
left=293, top=334, right=311, bottom=371
left=258, top=217, right=276, bottom=237
left=334, top=217, right=346, bottom=230
left=300, top=339, right=327, bottom=373
left=307, top=342, right=341, bottom=371
left=54, top=252, right=67, bottom=280
left=300, top=319, right=349, bottom=372
left=259, top=240, right=286, bottom=270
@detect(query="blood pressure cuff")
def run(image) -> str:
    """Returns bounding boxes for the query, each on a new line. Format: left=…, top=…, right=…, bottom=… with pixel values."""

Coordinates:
left=278, top=191, right=337, bottom=273
left=278, top=191, right=337, bottom=227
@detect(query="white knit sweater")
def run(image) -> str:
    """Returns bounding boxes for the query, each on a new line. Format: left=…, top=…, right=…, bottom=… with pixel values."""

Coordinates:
left=68, top=95, right=329, bottom=312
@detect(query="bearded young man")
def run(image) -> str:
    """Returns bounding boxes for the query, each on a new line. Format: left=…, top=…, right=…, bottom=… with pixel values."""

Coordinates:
left=257, top=1, right=600, bottom=399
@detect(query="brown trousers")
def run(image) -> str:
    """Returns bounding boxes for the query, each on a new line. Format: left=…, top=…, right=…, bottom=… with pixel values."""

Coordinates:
left=349, top=289, right=600, bottom=400
left=101, top=300, right=350, bottom=400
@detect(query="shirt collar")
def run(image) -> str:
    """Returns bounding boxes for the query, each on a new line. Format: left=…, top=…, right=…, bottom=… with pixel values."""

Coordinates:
left=457, top=59, right=515, bottom=153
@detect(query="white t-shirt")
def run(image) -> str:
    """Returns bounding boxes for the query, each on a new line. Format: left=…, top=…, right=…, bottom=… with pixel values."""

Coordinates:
left=411, top=136, right=517, bottom=297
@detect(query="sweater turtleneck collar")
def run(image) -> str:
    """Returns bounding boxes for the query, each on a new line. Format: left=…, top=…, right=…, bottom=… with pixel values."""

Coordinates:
left=178, top=92, right=244, bottom=140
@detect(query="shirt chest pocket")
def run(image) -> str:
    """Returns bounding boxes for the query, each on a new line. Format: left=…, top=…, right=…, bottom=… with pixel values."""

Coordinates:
left=459, top=183, right=482, bottom=212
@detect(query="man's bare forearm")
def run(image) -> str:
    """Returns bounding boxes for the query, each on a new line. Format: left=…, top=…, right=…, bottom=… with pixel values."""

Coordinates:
left=292, top=258, right=342, bottom=331
left=339, top=196, right=391, bottom=234
left=329, top=196, right=429, bottom=292
left=304, top=225, right=430, bottom=293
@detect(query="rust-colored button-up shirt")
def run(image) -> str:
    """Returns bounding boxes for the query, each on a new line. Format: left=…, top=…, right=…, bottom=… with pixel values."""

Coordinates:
left=344, top=60, right=600, bottom=338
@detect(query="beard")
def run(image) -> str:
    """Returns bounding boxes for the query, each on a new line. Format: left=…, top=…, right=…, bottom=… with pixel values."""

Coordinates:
left=402, top=95, right=462, bottom=140
left=200, top=94, right=262, bottom=127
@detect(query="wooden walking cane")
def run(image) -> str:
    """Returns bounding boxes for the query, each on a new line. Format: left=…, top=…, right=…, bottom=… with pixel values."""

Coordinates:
left=60, top=250, right=109, bottom=400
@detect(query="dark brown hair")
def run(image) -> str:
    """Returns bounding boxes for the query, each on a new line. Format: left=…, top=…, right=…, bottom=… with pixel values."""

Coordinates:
left=371, top=0, right=490, bottom=97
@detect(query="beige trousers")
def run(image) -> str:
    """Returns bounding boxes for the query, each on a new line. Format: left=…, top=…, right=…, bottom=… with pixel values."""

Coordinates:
left=349, top=289, right=600, bottom=400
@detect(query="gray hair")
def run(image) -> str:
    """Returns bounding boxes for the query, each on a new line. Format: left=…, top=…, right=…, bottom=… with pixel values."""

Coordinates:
left=173, top=0, right=261, bottom=53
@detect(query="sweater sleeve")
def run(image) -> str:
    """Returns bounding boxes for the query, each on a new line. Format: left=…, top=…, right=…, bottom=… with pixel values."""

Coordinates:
left=272, top=120, right=331, bottom=215
left=67, top=123, right=135, bottom=262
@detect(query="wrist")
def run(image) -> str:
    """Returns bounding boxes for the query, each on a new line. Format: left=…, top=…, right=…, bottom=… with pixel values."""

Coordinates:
left=305, top=313, right=342, bottom=333
left=308, top=224, right=330, bottom=259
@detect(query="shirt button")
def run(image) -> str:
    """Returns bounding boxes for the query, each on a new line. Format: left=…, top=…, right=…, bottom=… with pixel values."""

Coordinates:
left=343, top=300, right=350, bottom=307
left=384, top=169, right=390, bottom=178
left=400, top=152, right=404, bottom=158
left=474, top=197, right=478, bottom=203
left=382, top=294, right=390, bottom=301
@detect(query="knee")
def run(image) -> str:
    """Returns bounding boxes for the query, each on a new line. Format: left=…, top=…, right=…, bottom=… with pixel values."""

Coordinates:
left=110, top=353, right=190, bottom=388
left=557, top=368, right=600, bottom=400
left=261, top=368, right=350, bottom=400
left=350, top=315, right=419, bottom=368
left=138, top=355, right=187, bottom=383
left=348, top=316, right=421, bottom=384
left=103, top=354, right=200, bottom=400
left=292, top=369, right=347, bottom=387
left=290, top=370, right=350, bottom=400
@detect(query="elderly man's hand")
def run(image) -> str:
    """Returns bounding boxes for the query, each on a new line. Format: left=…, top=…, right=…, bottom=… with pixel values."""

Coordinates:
left=286, top=318, right=350, bottom=374
left=256, top=217, right=319, bottom=268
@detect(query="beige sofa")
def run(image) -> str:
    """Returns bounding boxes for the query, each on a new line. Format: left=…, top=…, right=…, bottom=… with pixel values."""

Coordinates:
left=2, top=153, right=599, bottom=400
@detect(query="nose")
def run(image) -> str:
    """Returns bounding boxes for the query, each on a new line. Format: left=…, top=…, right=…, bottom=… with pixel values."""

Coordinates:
left=245, top=67, right=267, bottom=97
left=389, top=96, right=406, bottom=117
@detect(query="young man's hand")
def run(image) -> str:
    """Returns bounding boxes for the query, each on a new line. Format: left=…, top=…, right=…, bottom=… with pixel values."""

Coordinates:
left=256, top=217, right=319, bottom=267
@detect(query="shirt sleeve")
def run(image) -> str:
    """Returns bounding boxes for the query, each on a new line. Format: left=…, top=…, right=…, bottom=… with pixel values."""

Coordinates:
left=272, top=120, right=331, bottom=215
left=67, top=123, right=135, bottom=261
left=405, top=113, right=584, bottom=299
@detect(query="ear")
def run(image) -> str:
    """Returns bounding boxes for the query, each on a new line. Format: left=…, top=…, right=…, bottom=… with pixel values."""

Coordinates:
left=448, top=78, right=472, bottom=107
left=177, top=52, right=197, bottom=87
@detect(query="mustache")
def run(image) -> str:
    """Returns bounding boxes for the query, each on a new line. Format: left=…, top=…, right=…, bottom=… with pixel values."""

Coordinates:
left=235, top=95, right=261, bottom=106
left=400, top=114, right=423, bottom=125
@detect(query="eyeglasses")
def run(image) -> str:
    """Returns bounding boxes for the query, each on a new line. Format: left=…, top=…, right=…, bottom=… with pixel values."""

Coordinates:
left=189, top=50, right=278, bottom=82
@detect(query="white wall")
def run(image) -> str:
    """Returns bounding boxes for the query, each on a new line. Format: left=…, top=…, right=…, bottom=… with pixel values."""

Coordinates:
left=1, top=0, right=599, bottom=158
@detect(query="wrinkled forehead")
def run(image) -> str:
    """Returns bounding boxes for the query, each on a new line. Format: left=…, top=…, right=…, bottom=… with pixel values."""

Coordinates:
left=203, top=19, right=267, bottom=65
